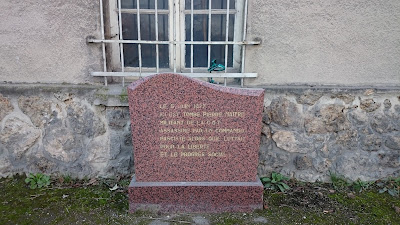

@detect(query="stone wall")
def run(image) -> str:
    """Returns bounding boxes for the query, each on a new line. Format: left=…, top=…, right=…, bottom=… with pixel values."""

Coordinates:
left=258, top=88, right=400, bottom=182
left=0, top=85, right=133, bottom=178
left=0, top=84, right=399, bottom=181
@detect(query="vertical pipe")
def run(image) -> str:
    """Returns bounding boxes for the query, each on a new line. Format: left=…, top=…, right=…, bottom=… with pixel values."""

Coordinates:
left=190, top=0, right=194, bottom=73
left=207, top=0, right=212, bottom=74
left=99, top=0, right=107, bottom=86
left=224, top=0, right=230, bottom=86
left=240, top=0, right=248, bottom=87
left=173, top=0, right=177, bottom=73
left=155, top=0, right=160, bottom=72
left=118, top=0, right=125, bottom=86
left=136, top=0, right=143, bottom=76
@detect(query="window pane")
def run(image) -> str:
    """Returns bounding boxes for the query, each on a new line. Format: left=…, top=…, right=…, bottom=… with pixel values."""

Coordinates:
left=124, top=44, right=156, bottom=67
left=124, top=44, right=169, bottom=68
left=124, top=44, right=139, bottom=67
left=158, top=44, right=169, bottom=68
left=122, top=13, right=138, bottom=40
left=185, top=0, right=235, bottom=10
left=122, top=0, right=168, bottom=9
left=184, top=44, right=233, bottom=68
left=184, top=0, right=208, bottom=10
left=185, top=44, right=208, bottom=67
left=185, top=15, right=208, bottom=41
left=123, top=14, right=168, bottom=41
left=122, top=13, right=169, bottom=68
left=212, top=0, right=235, bottom=9
left=210, top=44, right=233, bottom=67
left=210, top=14, right=234, bottom=41
left=184, top=14, right=208, bottom=68
left=140, top=14, right=155, bottom=41
left=158, top=15, right=169, bottom=41
left=184, top=14, right=234, bottom=68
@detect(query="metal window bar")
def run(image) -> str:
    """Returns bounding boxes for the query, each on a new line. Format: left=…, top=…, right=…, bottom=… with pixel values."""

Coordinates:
left=99, top=0, right=107, bottom=86
left=190, top=0, right=194, bottom=73
left=182, top=9, right=236, bottom=14
left=118, top=9, right=237, bottom=14
left=155, top=0, right=160, bottom=73
left=90, top=0, right=259, bottom=87
left=241, top=0, right=249, bottom=87
left=117, top=0, right=125, bottom=86
left=119, top=9, right=169, bottom=14
left=91, top=72, right=257, bottom=78
left=207, top=0, right=212, bottom=82
left=89, top=39, right=259, bottom=45
left=224, top=0, right=230, bottom=86
left=173, top=0, right=177, bottom=73
left=136, top=0, right=143, bottom=76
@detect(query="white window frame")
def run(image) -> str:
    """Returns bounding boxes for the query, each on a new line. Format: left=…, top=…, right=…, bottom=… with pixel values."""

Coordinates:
left=89, top=0, right=260, bottom=86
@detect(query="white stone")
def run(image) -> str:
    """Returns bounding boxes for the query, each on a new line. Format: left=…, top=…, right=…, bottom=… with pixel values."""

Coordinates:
left=272, top=131, right=310, bottom=153
left=43, top=128, right=80, bottom=163
left=0, top=117, right=40, bottom=159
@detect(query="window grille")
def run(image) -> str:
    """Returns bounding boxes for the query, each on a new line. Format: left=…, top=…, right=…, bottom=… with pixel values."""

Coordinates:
left=88, top=0, right=260, bottom=86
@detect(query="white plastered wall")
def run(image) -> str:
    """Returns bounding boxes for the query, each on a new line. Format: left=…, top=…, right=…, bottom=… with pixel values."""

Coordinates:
left=0, top=0, right=399, bottom=86
left=245, top=0, right=400, bottom=86
left=0, top=0, right=102, bottom=84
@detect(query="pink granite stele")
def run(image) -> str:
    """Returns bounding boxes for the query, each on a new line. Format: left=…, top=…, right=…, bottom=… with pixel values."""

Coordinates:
left=127, top=73, right=264, bottom=213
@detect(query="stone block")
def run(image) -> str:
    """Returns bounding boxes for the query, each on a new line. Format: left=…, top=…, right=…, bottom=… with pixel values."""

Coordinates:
left=0, top=94, right=13, bottom=122
left=370, top=114, right=396, bottom=134
left=0, top=117, right=40, bottom=159
left=360, top=98, right=381, bottom=112
left=294, top=155, right=312, bottom=170
left=296, top=90, right=322, bottom=105
left=66, top=101, right=105, bottom=138
left=128, top=176, right=263, bottom=213
left=330, top=93, right=355, bottom=104
left=128, top=73, right=264, bottom=182
left=266, top=97, right=301, bottom=127
left=385, top=135, right=400, bottom=150
left=272, top=131, right=312, bottom=153
left=305, top=104, right=349, bottom=134
left=18, top=96, right=52, bottom=127
left=127, top=73, right=264, bottom=212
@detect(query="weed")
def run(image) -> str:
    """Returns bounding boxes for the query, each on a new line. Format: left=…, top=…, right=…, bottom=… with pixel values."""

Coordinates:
left=329, top=172, right=350, bottom=191
left=24, top=173, right=51, bottom=189
left=352, top=179, right=374, bottom=193
left=261, top=172, right=290, bottom=192
left=377, top=177, right=400, bottom=197
left=58, top=174, right=72, bottom=185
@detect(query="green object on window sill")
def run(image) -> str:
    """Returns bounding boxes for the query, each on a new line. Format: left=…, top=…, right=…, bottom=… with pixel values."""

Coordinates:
left=207, top=59, right=225, bottom=72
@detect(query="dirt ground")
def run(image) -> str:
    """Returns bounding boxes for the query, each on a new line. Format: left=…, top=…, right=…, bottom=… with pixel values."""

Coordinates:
left=1, top=175, right=399, bottom=224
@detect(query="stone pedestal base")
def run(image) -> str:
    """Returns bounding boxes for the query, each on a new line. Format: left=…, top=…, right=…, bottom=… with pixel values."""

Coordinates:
left=128, top=176, right=264, bottom=213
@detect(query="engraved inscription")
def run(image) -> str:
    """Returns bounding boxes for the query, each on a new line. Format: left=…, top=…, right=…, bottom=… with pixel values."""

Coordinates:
left=157, top=103, right=245, bottom=158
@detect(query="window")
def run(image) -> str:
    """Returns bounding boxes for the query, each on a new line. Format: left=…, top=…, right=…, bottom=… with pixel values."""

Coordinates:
left=90, top=0, right=259, bottom=86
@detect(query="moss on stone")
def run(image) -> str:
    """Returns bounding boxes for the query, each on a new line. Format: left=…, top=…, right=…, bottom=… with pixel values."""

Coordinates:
left=118, top=88, right=128, bottom=102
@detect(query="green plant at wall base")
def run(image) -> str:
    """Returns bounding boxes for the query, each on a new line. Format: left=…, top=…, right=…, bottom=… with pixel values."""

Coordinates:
left=352, top=179, right=374, bottom=193
left=63, top=174, right=72, bottom=184
left=329, top=172, right=350, bottom=191
left=377, top=177, right=400, bottom=197
left=25, top=173, right=51, bottom=189
left=261, top=172, right=290, bottom=192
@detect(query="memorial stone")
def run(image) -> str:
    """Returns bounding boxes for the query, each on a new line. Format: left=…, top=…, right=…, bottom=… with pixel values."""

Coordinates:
left=128, top=73, right=264, bottom=212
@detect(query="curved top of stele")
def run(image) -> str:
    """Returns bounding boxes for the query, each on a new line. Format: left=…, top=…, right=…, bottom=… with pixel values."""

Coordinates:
left=127, top=73, right=264, bottom=97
